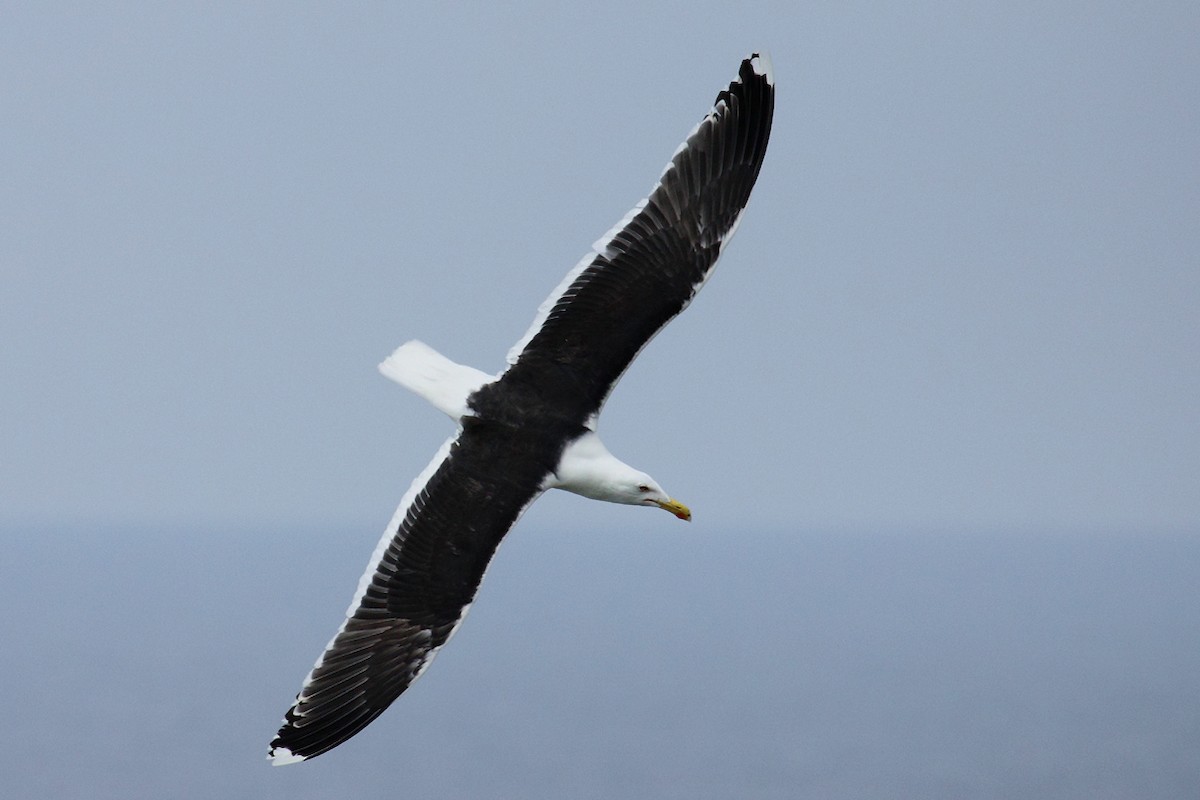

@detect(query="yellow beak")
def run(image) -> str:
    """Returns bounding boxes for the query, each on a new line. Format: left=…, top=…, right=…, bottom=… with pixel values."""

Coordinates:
left=654, top=498, right=692, bottom=521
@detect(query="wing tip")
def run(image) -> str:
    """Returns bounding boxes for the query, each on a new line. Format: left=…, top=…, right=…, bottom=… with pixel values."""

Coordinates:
left=747, top=51, right=774, bottom=86
left=268, top=745, right=308, bottom=766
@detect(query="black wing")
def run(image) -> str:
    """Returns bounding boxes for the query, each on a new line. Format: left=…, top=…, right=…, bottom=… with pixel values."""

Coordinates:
left=502, top=54, right=774, bottom=418
left=269, top=423, right=552, bottom=763
left=269, top=53, right=775, bottom=764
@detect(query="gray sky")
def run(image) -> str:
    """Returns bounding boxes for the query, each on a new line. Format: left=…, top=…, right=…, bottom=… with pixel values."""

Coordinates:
left=4, top=6, right=1200, bottom=797
left=3, top=2, right=1198, bottom=535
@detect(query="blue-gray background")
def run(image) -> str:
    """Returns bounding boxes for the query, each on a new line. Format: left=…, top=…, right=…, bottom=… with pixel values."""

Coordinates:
left=2, top=3, right=1197, bottom=798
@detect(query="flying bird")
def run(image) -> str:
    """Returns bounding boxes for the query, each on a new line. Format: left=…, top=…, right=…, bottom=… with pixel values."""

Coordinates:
left=270, top=52, right=775, bottom=764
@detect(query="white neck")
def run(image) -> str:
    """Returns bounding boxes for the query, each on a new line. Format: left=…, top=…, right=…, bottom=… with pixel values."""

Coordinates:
left=547, top=432, right=639, bottom=502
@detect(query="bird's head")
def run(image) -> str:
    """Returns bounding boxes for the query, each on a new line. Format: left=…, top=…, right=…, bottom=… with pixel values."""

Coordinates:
left=623, top=473, right=692, bottom=521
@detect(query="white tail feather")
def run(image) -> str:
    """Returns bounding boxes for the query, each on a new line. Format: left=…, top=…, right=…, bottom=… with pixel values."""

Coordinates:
left=379, top=341, right=494, bottom=421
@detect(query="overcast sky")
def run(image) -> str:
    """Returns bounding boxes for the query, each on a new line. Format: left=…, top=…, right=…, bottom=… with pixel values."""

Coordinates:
left=4, top=5, right=1199, bottom=797
left=3, top=2, right=1197, bottom=536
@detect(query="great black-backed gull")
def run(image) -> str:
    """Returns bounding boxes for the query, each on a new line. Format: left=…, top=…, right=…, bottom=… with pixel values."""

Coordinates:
left=270, top=52, right=774, bottom=764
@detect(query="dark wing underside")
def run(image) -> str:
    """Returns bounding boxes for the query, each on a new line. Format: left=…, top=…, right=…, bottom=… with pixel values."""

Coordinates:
left=269, top=424, right=553, bottom=763
left=503, top=54, right=774, bottom=418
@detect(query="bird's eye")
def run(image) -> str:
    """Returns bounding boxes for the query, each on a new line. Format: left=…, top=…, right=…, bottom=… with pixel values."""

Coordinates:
left=637, top=484, right=650, bottom=493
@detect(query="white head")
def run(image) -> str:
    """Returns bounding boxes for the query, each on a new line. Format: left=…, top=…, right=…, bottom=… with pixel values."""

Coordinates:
left=619, top=473, right=692, bottom=521
left=587, top=466, right=692, bottom=521
left=553, top=434, right=692, bottom=521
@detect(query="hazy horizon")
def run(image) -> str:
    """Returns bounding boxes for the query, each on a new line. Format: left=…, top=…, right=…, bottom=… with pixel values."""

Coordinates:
left=4, top=524, right=1197, bottom=798
left=2, top=3, right=1197, bottom=797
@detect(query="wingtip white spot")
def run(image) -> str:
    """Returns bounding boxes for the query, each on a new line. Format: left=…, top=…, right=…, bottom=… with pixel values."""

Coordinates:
left=749, top=52, right=774, bottom=85
left=269, top=747, right=307, bottom=766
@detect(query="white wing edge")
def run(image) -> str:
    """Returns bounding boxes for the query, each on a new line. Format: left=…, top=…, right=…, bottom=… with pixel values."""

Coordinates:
left=268, top=433, right=458, bottom=765
left=341, top=433, right=460, bottom=621
left=270, top=433, right=554, bottom=765
left=504, top=52, right=769, bottom=367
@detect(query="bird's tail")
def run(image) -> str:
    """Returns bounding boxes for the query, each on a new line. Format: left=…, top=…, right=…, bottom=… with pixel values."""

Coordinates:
left=378, top=341, right=494, bottom=421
